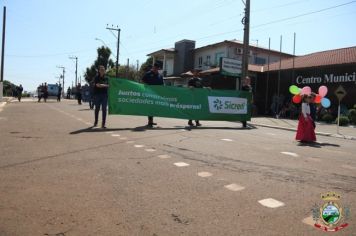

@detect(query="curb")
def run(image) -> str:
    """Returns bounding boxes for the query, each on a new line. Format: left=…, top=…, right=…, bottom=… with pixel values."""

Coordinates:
left=250, top=122, right=355, bottom=141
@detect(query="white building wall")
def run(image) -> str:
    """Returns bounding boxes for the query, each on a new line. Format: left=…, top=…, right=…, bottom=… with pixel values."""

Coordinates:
left=194, top=45, right=228, bottom=71
left=165, top=58, right=174, bottom=76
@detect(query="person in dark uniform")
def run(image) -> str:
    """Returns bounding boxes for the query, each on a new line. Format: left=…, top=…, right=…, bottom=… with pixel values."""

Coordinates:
left=57, top=84, right=62, bottom=102
left=17, top=84, right=23, bottom=102
left=76, top=83, right=82, bottom=105
left=67, top=87, right=71, bottom=99
left=93, top=65, right=109, bottom=128
left=241, top=76, right=252, bottom=128
left=89, top=79, right=95, bottom=110
left=43, top=83, right=48, bottom=102
left=141, top=63, right=164, bottom=128
left=188, top=70, right=203, bottom=127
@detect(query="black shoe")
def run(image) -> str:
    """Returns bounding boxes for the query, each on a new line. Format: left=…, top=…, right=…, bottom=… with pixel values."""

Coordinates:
left=196, top=122, right=202, bottom=127
left=101, top=125, right=107, bottom=129
left=93, top=122, right=98, bottom=127
left=188, top=121, right=194, bottom=126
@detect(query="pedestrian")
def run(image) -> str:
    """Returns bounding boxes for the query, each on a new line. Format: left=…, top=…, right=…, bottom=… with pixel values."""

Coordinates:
left=43, top=83, right=48, bottom=103
left=37, top=84, right=43, bottom=102
left=76, top=83, right=82, bottom=105
left=241, top=76, right=252, bottom=128
left=93, top=65, right=109, bottom=128
left=295, top=95, right=316, bottom=143
left=17, top=84, right=23, bottom=102
left=309, top=92, right=317, bottom=128
left=57, top=84, right=62, bottom=102
left=141, top=63, right=164, bottom=128
left=67, top=87, right=71, bottom=99
left=188, top=69, right=203, bottom=127
left=89, top=78, right=95, bottom=110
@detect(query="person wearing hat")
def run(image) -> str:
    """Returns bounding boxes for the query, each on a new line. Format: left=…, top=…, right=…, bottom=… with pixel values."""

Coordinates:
left=141, top=63, right=164, bottom=128
left=188, top=69, right=203, bottom=127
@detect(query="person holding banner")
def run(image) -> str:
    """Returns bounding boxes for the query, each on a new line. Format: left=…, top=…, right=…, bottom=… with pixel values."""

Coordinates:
left=141, top=63, right=164, bottom=128
left=295, top=95, right=316, bottom=143
left=241, top=76, right=252, bottom=128
left=93, top=65, right=109, bottom=128
left=188, top=70, right=203, bottom=127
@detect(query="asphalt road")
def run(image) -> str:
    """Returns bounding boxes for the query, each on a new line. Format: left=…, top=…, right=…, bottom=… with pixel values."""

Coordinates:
left=0, top=98, right=355, bottom=236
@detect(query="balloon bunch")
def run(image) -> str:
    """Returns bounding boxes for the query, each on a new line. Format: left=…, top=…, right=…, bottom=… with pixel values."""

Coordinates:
left=289, top=85, right=331, bottom=108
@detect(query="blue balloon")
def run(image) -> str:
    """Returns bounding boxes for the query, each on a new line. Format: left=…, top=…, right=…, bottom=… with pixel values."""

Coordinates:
left=321, top=97, right=331, bottom=108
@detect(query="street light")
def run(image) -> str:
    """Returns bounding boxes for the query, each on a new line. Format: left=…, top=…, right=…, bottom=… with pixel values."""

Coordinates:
left=57, top=66, right=65, bottom=97
left=106, top=24, right=121, bottom=78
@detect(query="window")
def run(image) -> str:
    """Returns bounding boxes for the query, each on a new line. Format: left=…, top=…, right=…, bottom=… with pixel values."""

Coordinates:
left=215, top=52, right=225, bottom=65
left=206, top=55, right=211, bottom=65
left=198, top=56, right=203, bottom=67
left=255, top=57, right=266, bottom=65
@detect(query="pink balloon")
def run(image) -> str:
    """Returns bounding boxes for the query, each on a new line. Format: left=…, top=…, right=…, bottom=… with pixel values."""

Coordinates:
left=301, top=86, right=311, bottom=95
left=318, top=85, right=328, bottom=97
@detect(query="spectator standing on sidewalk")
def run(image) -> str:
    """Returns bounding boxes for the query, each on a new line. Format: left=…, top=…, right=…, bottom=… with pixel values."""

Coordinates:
left=187, top=69, right=203, bottom=127
left=241, top=76, right=252, bottom=128
left=76, top=83, right=82, bottom=105
left=93, top=65, right=109, bottom=128
left=17, top=84, right=23, bottom=102
left=43, top=83, right=48, bottom=103
left=141, top=63, right=164, bottom=128
left=57, top=84, right=62, bottom=102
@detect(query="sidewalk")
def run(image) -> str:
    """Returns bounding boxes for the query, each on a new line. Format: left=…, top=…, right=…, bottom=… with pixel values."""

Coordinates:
left=250, top=117, right=356, bottom=140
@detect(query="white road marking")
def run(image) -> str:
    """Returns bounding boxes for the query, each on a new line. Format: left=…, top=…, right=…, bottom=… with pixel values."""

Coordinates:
left=111, top=134, right=120, bottom=137
left=258, top=198, right=285, bottom=208
left=145, top=148, right=156, bottom=152
left=281, top=151, right=299, bottom=157
left=134, top=144, right=144, bottom=148
left=158, top=154, right=171, bottom=159
left=221, top=138, right=233, bottom=142
left=341, top=164, right=356, bottom=170
left=174, top=162, right=190, bottom=167
left=197, top=172, right=212, bottom=178
left=224, top=183, right=245, bottom=191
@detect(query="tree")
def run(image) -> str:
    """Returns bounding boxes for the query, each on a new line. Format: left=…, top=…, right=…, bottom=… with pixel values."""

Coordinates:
left=138, top=57, right=153, bottom=78
left=84, top=46, right=115, bottom=83
left=107, top=65, right=140, bottom=81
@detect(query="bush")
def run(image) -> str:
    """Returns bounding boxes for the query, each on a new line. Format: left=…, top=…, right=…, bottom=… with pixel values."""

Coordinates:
left=322, top=113, right=334, bottom=123
left=348, top=109, right=356, bottom=124
left=336, top=116, right=349, bottom=126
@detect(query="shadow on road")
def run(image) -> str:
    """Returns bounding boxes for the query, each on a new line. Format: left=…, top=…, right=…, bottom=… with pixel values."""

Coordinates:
left=70, top=124, right=256, bottom=134
left=297, top=142, right=341, bottom=148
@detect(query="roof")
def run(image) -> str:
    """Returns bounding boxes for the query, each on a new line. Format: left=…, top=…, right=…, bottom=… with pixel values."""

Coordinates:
left=194, top=39, right=294, bottom=57
left=199, top=64, right=263, bottom=75
left=147, top=48, right=176, bottom=57
left=264, top=46, right=356, bottom=71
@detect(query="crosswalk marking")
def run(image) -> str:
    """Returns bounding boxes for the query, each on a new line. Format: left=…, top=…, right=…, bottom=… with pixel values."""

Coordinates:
left=258, top=198, right=285, bottom=208
left=174, top=162, right=190, bottom=167
left=224, top=183, right=245, bottom=191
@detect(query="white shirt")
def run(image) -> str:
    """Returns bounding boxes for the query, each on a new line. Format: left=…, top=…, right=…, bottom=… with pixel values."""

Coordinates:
left=302, top=102, right=310, bottom=118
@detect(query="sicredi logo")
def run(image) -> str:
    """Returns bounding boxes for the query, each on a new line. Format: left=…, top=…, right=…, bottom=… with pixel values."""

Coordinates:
left=208, top=96, right=247, bottom=114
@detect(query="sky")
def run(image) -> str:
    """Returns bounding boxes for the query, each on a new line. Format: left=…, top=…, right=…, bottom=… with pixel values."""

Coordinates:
left=1, top=0, right=356, bottom=92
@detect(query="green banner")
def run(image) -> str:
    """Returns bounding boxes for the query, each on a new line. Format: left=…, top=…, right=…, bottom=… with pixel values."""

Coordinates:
left=108, top=78, right=251, bottom=121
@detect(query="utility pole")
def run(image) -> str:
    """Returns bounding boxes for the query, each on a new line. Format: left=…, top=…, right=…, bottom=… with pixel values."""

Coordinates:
left=240, top=0, right=250, bottom=89
left=106, top=24, right=120, bottom=78
left=0, top=6, right=6, bottom=100
left=69, top=56, right=78, bottom=86
left=57, top=66, right=65, bottom=97
left=126, top=58, right=129, bottom=78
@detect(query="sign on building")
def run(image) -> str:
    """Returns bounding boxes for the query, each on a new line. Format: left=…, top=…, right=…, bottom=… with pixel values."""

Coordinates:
left=220, top=57, right=242, bottom=77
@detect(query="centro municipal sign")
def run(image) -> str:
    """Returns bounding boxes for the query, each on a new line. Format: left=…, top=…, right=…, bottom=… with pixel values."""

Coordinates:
left=296, top=72, right=356, bottom=85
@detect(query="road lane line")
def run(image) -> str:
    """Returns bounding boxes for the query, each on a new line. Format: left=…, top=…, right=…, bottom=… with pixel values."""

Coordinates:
left=221, top=138, right=233, bottom=142
left=174, top=162, right=190, bottom=167
left=258, top=198, right=285, bottom=208
left=197, top=172, right=213, bottom=178
left=111, top=134, right=120, bottom=137
left=145, top=148, right=156, bottom=152
left=158, top=154, right=171, bottom=159
left=281, top=151, right=299, bottom=157
left=224, top=183, right=245, bottom=191
left=134, top=144, right=144, bottom=148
